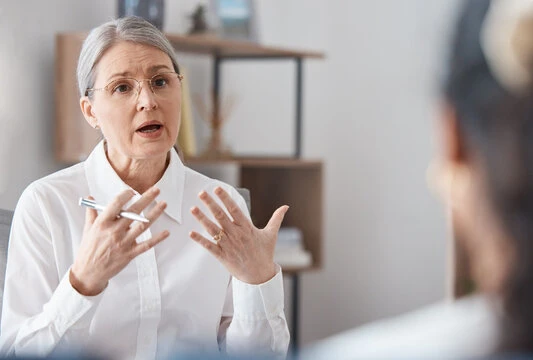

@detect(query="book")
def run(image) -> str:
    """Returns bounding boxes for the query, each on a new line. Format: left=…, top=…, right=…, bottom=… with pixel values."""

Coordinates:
left=274, top=250, right=312, bottom=268
left=276, top=227, right=304, bottom=249
left=275, top=227, right=312, bottom=268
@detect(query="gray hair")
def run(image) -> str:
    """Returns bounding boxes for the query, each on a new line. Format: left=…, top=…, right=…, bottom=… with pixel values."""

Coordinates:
left=77, top=16, right=180, bottom=97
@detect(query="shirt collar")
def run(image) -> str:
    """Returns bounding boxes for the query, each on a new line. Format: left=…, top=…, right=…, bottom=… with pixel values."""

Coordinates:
left=154, top=146, right=184, bottom=223
left=84, top=141, right=185, bottom=224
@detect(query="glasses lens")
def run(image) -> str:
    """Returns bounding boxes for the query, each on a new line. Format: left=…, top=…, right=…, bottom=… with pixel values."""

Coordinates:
left=106, top=78, right=139, bottom=98
left=150, top=73, right=180, bottom=96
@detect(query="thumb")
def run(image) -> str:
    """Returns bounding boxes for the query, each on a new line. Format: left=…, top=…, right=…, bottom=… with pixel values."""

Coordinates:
left=265, top=205, right=289, bottom=232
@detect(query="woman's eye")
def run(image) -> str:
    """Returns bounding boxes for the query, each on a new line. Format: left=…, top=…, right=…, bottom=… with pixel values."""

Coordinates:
left=152, top=77, right=168, bottom=88
left=108, top=79, right=135, bottom=95
left=113, top=83, right=132, bottom=94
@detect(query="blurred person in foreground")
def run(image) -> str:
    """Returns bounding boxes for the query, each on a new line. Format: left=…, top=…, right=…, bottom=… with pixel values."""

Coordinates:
left=0, top=16, right=289, bottom=360
left=302, top=0, right=533, bottom=358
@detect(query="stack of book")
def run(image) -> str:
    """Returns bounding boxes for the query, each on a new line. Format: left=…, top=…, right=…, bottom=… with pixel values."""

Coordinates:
left=275, top=227, right=312, bottom=268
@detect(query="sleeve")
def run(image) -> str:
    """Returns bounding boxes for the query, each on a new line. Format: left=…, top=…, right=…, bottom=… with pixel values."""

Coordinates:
left=216, top=186, right=290, bottom=359
left=0, top=184, right=104, bottom=357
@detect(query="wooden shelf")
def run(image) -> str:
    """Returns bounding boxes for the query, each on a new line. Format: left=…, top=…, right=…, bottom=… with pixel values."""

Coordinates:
left=57, top=32, right=324, bottom=60
left=165, top=33, right=325, bottom=59
left=185, top=156, right=322, bottom=167
left=55, top=33, right=100, bottom=162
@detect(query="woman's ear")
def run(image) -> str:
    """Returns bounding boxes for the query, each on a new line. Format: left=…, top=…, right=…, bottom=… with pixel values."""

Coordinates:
left=427, top=102, right=473, bottom=204
left=80, top=96, right=99, bottom=129
left=440, top=102, right=468, bottom=166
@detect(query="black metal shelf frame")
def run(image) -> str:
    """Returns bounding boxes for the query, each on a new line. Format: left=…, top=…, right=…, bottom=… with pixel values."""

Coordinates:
left=212, top=55, right=304, bottom=351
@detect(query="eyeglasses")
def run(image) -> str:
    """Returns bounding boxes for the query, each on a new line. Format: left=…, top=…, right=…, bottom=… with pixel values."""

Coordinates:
left=85, top=72, right=184, bottom=102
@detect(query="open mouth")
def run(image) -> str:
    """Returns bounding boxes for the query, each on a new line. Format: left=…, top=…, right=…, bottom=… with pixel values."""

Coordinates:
left=137, top=124, right=162, bottom=133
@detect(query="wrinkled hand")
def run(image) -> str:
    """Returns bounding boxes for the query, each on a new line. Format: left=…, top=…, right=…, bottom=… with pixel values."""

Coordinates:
left=70, top=186, right=169, bottom=296
left=189, top=186, right=289, bottom=285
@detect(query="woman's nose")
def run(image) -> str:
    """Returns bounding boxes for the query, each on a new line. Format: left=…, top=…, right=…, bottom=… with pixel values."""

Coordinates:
left=135, top=81, right=158, bottom=111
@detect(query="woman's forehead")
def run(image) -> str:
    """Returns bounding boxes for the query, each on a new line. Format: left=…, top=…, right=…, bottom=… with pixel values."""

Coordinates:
left=96, top=41, right=173, bottom=78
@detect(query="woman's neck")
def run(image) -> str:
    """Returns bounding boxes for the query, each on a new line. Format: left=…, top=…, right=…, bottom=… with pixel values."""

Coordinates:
left=105, top=144, right=170, bottom=194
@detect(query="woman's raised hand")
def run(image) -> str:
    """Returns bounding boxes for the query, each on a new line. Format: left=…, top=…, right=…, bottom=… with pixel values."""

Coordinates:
left=189, top=186, right=289, bottom=285
left=70, top=186, right=169, bottom=296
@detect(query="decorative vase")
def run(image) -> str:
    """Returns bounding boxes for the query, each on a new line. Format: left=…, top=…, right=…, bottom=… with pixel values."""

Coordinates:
left=202, top=121, right=232, bottom=160
left=117, top=0, right=165, bottom=30
left=194, top=91, right=234, bottom=160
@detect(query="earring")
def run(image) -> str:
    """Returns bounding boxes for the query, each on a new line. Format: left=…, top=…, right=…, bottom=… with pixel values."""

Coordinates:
left=94, top=123, right=100, bottom=130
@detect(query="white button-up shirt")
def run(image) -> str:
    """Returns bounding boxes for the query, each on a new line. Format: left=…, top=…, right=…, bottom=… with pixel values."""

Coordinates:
left=0, top=141, right=289, bottom=360
left=301, top=295, right=500, bottom=359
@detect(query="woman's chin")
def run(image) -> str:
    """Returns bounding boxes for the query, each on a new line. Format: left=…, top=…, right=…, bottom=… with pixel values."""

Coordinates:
left=133, top=139, right=174, bottom=159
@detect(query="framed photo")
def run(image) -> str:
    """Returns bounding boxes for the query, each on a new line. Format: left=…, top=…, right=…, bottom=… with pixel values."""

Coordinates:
left=209, top=0, right=258, bottom=42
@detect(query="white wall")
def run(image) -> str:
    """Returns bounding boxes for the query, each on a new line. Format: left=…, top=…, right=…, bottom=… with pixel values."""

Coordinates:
left=0, top=0, right=461, bottom=346
left=293, top=0, right=461, bottom=343
left=0, top=0, right=115, bottom=207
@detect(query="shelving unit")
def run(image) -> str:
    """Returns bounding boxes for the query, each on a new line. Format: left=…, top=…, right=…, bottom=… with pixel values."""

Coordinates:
left=55, top=32, right=325, bottom=350
left=55, top=33, right=101, bottom=162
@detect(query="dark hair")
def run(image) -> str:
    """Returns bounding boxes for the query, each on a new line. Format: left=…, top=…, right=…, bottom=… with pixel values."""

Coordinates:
left=445, top=0, right=533, bottom=351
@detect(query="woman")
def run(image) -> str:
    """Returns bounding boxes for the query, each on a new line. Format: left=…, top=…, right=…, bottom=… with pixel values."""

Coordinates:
left=0, top=17, right=289, bottom=359
left=302, top=0, right=533, bottom=358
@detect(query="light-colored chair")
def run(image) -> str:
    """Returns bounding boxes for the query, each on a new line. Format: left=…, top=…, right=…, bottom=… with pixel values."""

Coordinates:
left=237, top=188, right=251, bottom=212
left=0, top=209, right=14, bottom=322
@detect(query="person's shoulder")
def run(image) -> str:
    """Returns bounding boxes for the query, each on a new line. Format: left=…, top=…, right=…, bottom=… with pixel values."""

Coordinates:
left=19, top=162, right=86, bottom=205
left=301, top=295, right=499, bottom=360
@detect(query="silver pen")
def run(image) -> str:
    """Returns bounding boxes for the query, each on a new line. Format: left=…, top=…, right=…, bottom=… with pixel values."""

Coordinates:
left=78, top=198, right=150, bottom=223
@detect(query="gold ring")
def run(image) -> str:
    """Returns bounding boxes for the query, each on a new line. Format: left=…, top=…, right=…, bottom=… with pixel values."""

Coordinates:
left=213, top=229, right=224, bottom=243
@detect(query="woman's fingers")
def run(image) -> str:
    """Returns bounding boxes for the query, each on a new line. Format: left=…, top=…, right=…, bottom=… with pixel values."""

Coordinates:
left=198, top=191, right=232, bottom=227
left=188, top=189, right=289, bottom=285
left=265, top=205, right=290, bottom=232
left=128, top=201, right=167, bottom=240
left=98, top=189, right=135, bottom=223
left=84, top=196, right=98, bottom=231
left=190, top=206, right=222, bottom=237
left=131, top=230, right=170, bottom=258
left=124, top=186, right=160, bottom=218
left=189, top=231, right=223, bottom=258
left=74, top=191, right=170, bottom=296
left=214, top=187, right=248, bottom=225
left=97, top=187, right=161, bottom=228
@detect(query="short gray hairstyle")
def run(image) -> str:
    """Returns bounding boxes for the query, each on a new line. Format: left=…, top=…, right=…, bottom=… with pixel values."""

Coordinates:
left=77, top=16, right=180, bottom=97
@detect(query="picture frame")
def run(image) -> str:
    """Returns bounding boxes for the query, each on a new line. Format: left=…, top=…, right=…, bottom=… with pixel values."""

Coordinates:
left=209, top=0, right=258, bottom=42
left=117, top=0, right=165, bottom=30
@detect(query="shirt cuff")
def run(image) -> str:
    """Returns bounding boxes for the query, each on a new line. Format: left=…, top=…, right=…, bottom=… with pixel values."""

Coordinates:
left=43, top=269, right=104, bottom=334
left=232, top=265, right=284, bottom=321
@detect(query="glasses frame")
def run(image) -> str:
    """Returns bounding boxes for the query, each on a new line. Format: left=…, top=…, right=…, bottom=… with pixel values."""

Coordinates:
left=85, top=71, right=184, bottom=99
